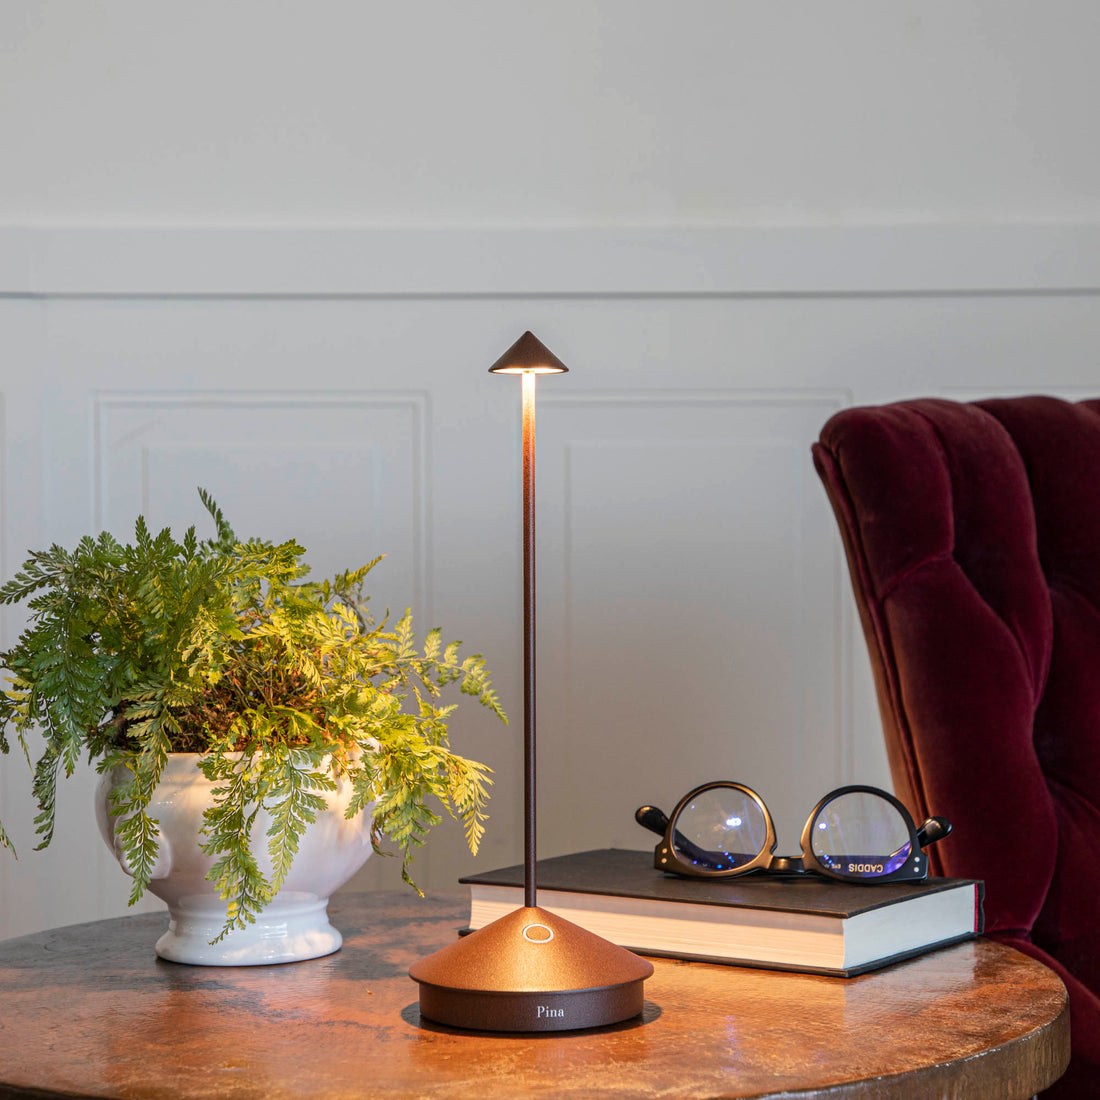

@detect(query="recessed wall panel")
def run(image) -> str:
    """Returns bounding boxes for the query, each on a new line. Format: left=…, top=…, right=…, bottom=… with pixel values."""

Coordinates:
left=536, top=393, right=848, bottom=853
left=96, top=394, right=428, bottom=618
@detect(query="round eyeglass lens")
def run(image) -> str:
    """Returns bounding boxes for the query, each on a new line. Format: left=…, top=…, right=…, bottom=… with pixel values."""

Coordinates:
left=810, top=791, right=911, bottom=878
left=670, top=786, right=768, bottom=872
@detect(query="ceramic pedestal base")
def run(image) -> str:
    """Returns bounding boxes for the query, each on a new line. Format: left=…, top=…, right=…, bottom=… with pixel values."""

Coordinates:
left=155, top=896, right=343, bottom=966
left=95, top=754, right=374, bottom=966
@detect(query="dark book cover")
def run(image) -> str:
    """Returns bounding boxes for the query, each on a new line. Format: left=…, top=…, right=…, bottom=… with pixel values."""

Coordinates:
left=461, top=847, right=985, bottom=926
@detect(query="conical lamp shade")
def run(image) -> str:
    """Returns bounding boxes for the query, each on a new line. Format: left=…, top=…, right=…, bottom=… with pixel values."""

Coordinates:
left=409, top=906, right=653, bottom=1032
left=487, top=330, right=569, bottom=374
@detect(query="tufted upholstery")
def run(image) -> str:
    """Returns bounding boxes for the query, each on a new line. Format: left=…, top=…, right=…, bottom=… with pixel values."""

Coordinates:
left=813, top=396, right=1100, bottom=1098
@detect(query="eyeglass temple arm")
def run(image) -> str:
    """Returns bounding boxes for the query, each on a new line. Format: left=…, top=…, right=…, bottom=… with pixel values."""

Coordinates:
left=917, top=816, right=952, bottom=848
left=635, top=805, right=669, bottom=837
left=880, top=817, right=951, bottom=865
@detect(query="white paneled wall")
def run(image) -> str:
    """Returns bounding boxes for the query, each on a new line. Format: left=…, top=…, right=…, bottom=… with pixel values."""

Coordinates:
left=2, top=225, right=1099, bottom=939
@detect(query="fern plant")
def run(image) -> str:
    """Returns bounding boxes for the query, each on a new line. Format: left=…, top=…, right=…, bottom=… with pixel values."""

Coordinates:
left=0, top=490, right=506, bottom=941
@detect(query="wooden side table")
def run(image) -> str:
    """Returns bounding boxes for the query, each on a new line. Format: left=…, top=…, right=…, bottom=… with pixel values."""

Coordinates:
left=0, top=892, right=1069, bottom=1099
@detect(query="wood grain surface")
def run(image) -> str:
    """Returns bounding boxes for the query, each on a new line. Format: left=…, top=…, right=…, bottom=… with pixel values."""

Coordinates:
left=0, top=891, right=1069, bottom=1099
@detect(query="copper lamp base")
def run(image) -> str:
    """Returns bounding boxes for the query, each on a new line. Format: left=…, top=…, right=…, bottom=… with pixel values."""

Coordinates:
left=409, top=906, right=654, bottom=1032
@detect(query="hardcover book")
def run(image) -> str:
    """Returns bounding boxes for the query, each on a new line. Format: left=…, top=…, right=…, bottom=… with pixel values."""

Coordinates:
left=460, top=848, right=984, bottom=978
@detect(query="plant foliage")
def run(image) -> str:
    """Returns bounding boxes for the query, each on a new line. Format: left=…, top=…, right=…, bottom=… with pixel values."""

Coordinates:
left=0, top=491, right=506, bottom=940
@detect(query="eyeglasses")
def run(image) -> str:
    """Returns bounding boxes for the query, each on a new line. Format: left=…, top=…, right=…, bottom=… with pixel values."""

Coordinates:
left=635, top=782, right=951, bottom=884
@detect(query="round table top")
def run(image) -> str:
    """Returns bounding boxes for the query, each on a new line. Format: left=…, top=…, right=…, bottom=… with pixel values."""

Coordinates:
left=0, top=891, right=1069, bottom=1099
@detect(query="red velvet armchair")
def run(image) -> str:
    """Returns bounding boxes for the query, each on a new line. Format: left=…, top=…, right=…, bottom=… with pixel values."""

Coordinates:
left=813, top=396, right=1100, bottom=1098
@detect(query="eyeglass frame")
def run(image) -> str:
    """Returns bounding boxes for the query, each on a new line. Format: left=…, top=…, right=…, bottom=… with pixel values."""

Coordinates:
left=635, top=781, right=951, bottom=884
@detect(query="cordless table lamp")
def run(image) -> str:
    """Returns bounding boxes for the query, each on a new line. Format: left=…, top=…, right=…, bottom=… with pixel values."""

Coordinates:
left=409, top=331, right=653, bottom=1032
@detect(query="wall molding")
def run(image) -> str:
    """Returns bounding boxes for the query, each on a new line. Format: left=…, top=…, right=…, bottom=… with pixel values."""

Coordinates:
left=3, top=224, right=1100, bottom=297
left=542, top=389, right=851, bottom=410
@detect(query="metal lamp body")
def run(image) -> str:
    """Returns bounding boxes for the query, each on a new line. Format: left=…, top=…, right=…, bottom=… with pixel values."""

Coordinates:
left=411, top=332, right=652, bottom=1032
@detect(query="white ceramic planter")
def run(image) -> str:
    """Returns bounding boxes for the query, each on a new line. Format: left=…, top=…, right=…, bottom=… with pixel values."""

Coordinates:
left=94, top=753, right=374, bottom=966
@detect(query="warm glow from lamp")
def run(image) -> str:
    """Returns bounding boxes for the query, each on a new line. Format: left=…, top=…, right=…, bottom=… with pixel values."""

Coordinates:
left=488, top=365, right=568, bottom=374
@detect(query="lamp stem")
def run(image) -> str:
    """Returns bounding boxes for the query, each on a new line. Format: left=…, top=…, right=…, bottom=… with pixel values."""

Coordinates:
left=521, top=371, right=537, bottom=908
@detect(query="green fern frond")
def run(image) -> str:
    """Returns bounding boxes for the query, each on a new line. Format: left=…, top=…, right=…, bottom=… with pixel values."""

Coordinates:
left=263, top=748, right=330, bottom=897
left=0, top=487, right=507, bottom=940
left=30, top=746, right=60, bottom=850
left=199, top=756, right=271, bottom=941
left=198, top=487, right=236, bottom=548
